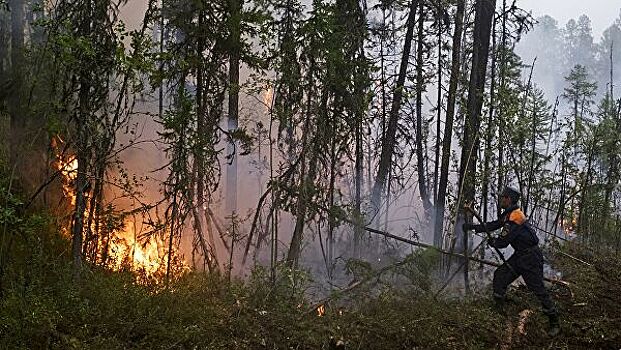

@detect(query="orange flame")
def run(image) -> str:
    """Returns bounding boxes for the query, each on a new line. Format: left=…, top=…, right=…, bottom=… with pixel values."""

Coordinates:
left=53, top=136, right=188, bottom=282
left=317, top=304, right=325, bottom=317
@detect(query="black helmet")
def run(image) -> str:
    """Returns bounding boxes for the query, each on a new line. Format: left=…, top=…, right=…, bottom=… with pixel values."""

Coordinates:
left=501, top=186, right=521, bottom=204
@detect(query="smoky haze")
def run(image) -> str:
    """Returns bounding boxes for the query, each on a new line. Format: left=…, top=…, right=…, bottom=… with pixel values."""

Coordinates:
left=112, top=0, right=621, bottom=279
left=515, top=3, right=621, bottom=105
left=518, top=0, right=621, bottom=38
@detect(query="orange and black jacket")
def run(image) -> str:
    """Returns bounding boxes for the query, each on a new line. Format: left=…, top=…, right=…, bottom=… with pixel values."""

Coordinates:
left=470, top=205, right=539, bottom=253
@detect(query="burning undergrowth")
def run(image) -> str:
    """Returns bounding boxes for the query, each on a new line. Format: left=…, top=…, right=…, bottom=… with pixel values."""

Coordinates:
left=52, top=136, right=188, bottom=284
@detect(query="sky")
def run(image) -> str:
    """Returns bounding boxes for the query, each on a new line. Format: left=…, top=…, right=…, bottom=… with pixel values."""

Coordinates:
left=121, top=1, right=621, bottom=38
left=518, top=0, right=621, bottom=39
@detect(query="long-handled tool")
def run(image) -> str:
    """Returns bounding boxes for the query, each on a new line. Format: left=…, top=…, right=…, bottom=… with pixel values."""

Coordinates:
left=463, top=202, right=518, bottom=276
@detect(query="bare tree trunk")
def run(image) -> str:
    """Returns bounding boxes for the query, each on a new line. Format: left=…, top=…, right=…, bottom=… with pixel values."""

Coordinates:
left=414, top=1, right=432, bottom=211
left=605, top=100, right=621, bottom=195
left=525, top=86, right=539, bottom=216
left=496, top=0, right=508, bottom=217
left=226, top=0, right=242, bottom=216
left=482, top=14, right=497, bottom=222
left=578, top=139, right=595, bottom=242
left=350, top=0, right=367, bottom=260
left=552, top=153, right=567, bottom=231
left=166, top=175, right=179, bottom=286
left=72, top=131, right=89, bottom=279
left=433, top=1, right=444, bottom=204
left=328, top=117, right=338, bottom=267
left=371, top=0, right=419, bottom=217
left=457, top=0, right=496, bottom=293
left=433, top=0, right=465, bottom=247
left=8, top=0, right=24, bottom=159
left=9, top=0, right=23, bottom=105
left=285, top=58, right=316, bottom=265
left=71, top=0, right=94, bottom=280
left=0, top=15, right=6, bottom=78
left=194, top=9, right=220, bottom=272
left=287, top=144, right=319, bottom=266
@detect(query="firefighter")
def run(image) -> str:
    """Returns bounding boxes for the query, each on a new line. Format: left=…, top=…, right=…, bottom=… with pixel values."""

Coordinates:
left=463, top=187, right=561, bottom=337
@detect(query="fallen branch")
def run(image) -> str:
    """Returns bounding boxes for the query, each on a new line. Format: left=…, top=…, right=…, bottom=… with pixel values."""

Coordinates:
left=360, top=225, right=497, bottom=268
left=359, top=225, right=569, bottom=286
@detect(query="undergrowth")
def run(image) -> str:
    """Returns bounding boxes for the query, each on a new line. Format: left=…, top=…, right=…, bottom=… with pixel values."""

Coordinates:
left=1, top=176, right=620, bottom=349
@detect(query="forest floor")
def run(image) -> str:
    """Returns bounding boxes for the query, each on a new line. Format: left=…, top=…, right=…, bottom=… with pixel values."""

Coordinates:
left=1, top=206, right=620, bottom=349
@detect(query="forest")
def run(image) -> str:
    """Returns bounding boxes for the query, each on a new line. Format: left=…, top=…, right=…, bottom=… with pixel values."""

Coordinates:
left=1, top=0, right=621, bottom=348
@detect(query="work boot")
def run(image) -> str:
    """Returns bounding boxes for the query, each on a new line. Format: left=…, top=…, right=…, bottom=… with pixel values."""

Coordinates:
left=493, top=296, right=506, bottom=315
left=547, top=314, right=560, bottom=337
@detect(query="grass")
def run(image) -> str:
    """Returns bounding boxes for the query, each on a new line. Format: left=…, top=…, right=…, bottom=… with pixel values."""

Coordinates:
left=0, top=198, right=620, bottom=349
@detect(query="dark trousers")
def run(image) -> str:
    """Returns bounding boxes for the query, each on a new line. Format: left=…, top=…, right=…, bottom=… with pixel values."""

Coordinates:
left=493, top=247, right=557, bottom=316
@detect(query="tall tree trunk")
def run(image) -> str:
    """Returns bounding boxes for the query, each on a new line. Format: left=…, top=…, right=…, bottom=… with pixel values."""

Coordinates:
left=0, top=15, right=6, bottom=78
left=433, top=0, right=465, bottom=247
left=525, top=90, right=538, bottom=216
left=29, top=0, right=45, bottom=44
left=8, top=0, right=24, bottom=151
left=553, top=152, right=567, bottom=232
left=194, top=10, right=219, bottom=272
left=72, top=117, right=89, bottom=279
left=433, top=1, right=443, bottom=204
left=353, top=55, right=365, bottom=259
left=414, top=1, right=432, bottom=211
left=457, top=0, right=496, bottom=293
left=226, top=0, right=242, bottom=215
left=285, top=57, right=316, bottom=266
left=482, top=13, right=497, bottom=222
left=9, top=0, right=23, bottom=89
left=371, top=0, right=419, bottom=218
left=604, top=100, right=621, bottom=219
left=578, top=139, right=595, bottom=242
left=71, top=0, right=93, bottom=279
left=287, top=136, right=320, bottom=266
left=496, top=0, right=508, bottom=216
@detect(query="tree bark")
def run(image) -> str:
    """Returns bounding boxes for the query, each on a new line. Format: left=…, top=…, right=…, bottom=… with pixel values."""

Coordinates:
left=482, top=14, right=497, bottom=222
left=433, top=1, right=444, bottom=204
left=226, top=0, right=242, bottom=215
left=285, top=56, right=317, bottom=266
left=414, top=1, right=432, bottom=211
left=433, top=0, right=465, bottom=247
left=8, top=0, right=24, bottom=146
left=496, top=0, right=508, bottom=217
left=71, top=0, right=94, bottom=279
left=457, top=0, right=496, bottom=293
left=371, top=0, right=419, bottom=217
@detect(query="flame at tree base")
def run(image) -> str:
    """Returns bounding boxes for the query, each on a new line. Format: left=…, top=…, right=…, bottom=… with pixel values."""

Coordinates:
left=54, top=137, right=189, bottom=284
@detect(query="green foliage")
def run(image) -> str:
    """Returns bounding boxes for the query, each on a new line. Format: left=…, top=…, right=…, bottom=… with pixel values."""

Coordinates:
left=397, top=248, right=441, bottom=293
left=1, top=200, right=621, bottom=349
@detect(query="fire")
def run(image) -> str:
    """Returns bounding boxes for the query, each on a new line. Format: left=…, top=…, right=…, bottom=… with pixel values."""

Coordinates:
left=263, top=85, right=273, bottom=111
left=57, top=155, right=78, bottom=206
left=107, top=222, right=162, bottom=277
left=53, top=136, right=187, bottom=282
left=317, top=304, right=325, bottom=317
left=559, top=217, right=576, bottom=236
